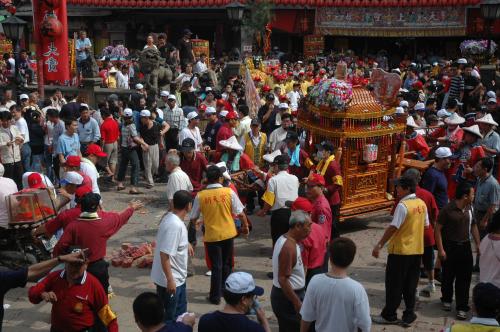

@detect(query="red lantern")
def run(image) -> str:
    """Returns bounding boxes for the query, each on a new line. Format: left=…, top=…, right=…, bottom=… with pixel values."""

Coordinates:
left=41, top=13, right=63, bottom=38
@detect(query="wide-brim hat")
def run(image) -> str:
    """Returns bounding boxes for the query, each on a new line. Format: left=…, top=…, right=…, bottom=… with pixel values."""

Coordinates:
left=476, top=113, right=499, bottom=127
left=462, top=125, right=483, bottom=139
left=219, top=136, right=243, bottom=151
left=215, top=161, right=231, bottom=180
left=263, top=150, right=281, bottom=163
left=406, top=116, right=420, bottom=128
left=444, top=112, right=465, bottom=125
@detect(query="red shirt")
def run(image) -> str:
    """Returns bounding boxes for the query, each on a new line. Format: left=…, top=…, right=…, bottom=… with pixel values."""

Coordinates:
left=100, top=117, right=120, bottom=144
left=44, top=207, right=81, bottom=235
left=180, top=152, right=208, bottom=195
left=311, top=194, right=332, bottom=241
left=288, top=149, right=313, bottom=181
left=53, top=208, right=134, bottom=262
left=28, top=270, right=118, bottom=332
left=406, top=134, right=430, bottom=159
left=215, top=123, right=234, bottom=152
left=301, top=223, right=328, bottom=269
left=392, top=186, right=438, bottom=246
left=322, top=159, right=342, bottom=206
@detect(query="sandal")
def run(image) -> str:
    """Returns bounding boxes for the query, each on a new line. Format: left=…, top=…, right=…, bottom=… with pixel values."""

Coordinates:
left=117, top=186, right=126, bottom=191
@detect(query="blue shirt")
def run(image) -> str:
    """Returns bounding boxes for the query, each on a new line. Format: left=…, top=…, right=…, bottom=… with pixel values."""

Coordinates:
left=56, top=132, right=80, bottom=157
left=77, top=118, right=101, bottom=143
left=421, top=166, right=448, bottom=209
left=198, top=311, right=265, bottom=332
left=76, top=38, right=91, bottom=61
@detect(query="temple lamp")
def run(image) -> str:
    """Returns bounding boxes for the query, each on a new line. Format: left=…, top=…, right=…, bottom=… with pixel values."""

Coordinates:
left=226, top=1, right=245, bottom=56
left=481, top=0, right=500, bottom=59
left=1, top=15, right=28, bottom=90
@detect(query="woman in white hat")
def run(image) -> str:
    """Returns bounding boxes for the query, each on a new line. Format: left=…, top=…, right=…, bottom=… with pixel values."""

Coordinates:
left=429, top=112, right=465, bottom=152
left=405, top=116, right=430, bottom=160
left=217, top=136, right=255, bottom=174
left=476, top=114, right=500, bottom=157
left=449, top=124, right=486, bottom=197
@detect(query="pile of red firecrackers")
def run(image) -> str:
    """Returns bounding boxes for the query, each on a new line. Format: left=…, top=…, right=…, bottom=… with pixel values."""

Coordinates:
left=110, top=242, right=155, bottom=268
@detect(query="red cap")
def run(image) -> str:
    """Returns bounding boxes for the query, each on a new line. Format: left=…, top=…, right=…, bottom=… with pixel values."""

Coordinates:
left=314, top=77, right=321, bottom=84
left=298, top=72, right=305, bottom=76
left=288, top=197, right=313, bottom=213
left=216, top=99, right=226, bottom=107
left=226, top=111, right=238, bottom=120
left=279, top=95, right=288, bottom=102
left=262, top=85, right=271, bottom=92
left=27, top=173, right=46, bottom=189
left=86, top=144, right=107, bottom=158
left=253, top=76, right=261, bottom=82
left=308, top=173, right=326, bottom=187
left=75, top=184, right=93, bottom=199
left=306, top=71, right=314, bottom=77
left=412, top=81, right=423, bottom=90
left=287, top=71, right=293, bottom=76
left=198, top=104, right=207, bottom=111
left=66, top=155, right=82, bottom=167
left=319, top=68, right=326, bottom=74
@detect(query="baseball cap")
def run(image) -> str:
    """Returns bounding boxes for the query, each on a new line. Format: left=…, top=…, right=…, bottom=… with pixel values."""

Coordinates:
left=198, top=104, right=207, bottom=112
left=457, top=58, right=467, bottom=64
left=488, top=97, right=497, bottom=104
left=61, top=171, right=84, bottom=186
left=215, top=161, right=231, bottom=181
left=160, top=90, right=169, bottom=97
left=226, top=111, right=238, bottom=120
left=167, top=94, right=177, bottom=101
left=285, top=197, right=313, bottom=213
left=225, top=272, right=264, bottom=296
left=308, top=173, right=326, bottom=187
left=75, top=185, right=93, bottom=200
left=187, top=111, right=200, bottom=121
left=140, top=110, right=151, bottom=118
left=79, top=103, right=89, bottom=111
left=262, top=85, right=271, bottom=92
left=486, top=91, right=496, bottom=99
left=86, top=143, right=107, bottom=157
left=414, top=102, right=425, bottom=111
left=394, top=107, right=405, bottom=115
left=250, top=118, right=260, bottom=126
left=123, top=108, right=133, bottom=117
left=65, top=155, right=81, bottom=167
left=183, top=28, right=193, bottom=35
left=19, top=94, right=29, bottom=100
left=205, top=87, right=212, bottom=92
left=219, top=110, right=229, bottom=118
left=205, top=106, right=216, bottom=115
left=27, top=173, right=46, bottom=189
left=435, top=147, right=452, bottom=159
left=285, top=131, right=299, bottom=142
left=135, top=83, right=144, bottom=90
left=180, top=138, right=195, bottom=152
left=279, top=103, right=289, bottom=109
left=437, top=109, right=451, bottom=118
left=399, top=100, right=409, bottom=108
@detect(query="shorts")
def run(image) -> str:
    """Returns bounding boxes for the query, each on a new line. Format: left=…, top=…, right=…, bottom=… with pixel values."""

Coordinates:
left=422, top=246, right=435, bottom=271
left=103, top=141, right=118, bottom=165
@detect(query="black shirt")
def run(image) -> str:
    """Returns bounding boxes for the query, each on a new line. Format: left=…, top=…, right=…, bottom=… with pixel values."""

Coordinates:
left=258, top=105, right=278, bottom=136
left=59, top=102, right=81, bottom=121
left=198, top=311, right=265, bottom=332
left=140, top=122, right=160, bottom=145
left=203, top=120, right=222, bottom=150
left=177, top=38, right=194, bottom=64
left=0, top=268, right=28, bottom=331
left=159, top=42, right=176, bottom=65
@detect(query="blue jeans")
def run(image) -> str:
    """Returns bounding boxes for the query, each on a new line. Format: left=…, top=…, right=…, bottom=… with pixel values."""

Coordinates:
left=21, top=144, right=31, bottom=172
left=156, top=283, right=187, bottom=324
left=116, top=147, right=139, bottom=186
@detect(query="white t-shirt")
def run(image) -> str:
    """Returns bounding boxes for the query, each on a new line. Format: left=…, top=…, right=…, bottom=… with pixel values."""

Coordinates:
left=266, top=171, right=299, bottom=211
left=151, top=212, right=189, bottom=287
left=15, top=117, right=29, bottom=143
left=178, top=127, right=203, bottom=151
left=287, top=91, right=300, bottom=111
left=21, top=172, right=57, bottom=197
left=166, top=167, right=193, bottom=201
left=0, top=177, right=18, bottom=227
left=79, top=159, right=100, bottom=195
left=301, top=274, right=371, bottom=332
left=391, top=193, right=429, bottom=229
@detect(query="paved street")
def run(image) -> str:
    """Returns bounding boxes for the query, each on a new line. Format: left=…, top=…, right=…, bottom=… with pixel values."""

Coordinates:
left=3, top=181, right=479, bottom=332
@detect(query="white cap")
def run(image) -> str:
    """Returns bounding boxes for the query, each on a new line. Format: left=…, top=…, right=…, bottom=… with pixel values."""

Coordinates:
left=186, top=111, right=199, bottom=121
left=123, top=108, right=133, bottom=117
left=457, top=58, right=467, bottom=64
left=399, top=100, right=409, bottom=108
left=140, top=110, right=151, bottom=117
left=486, top=91, right=496, bottom=99
left=205, top=106, right=216, bottom=115
left=61, top=171, right=84, bottom=186
left=395, top=107, right=405, bottom=114
left=414, top=102, right=425, bottom=111
left=80, top=103, right=89, bottom=110
left=278, top=103, right=289, bottom=109
left=219, top=110, right=229, bottom=118
left=109, top=67, right=117, bottom=74
left=432, top=62, right=438, bottom=66
left=437, top=109, right=451, bottom=118
left=19, top=94, right=29, bottom=100
left=435, top=147, right=452, bottom=159
left=135, top=83, right=144, bottom=90
left=224, top=272, right=264, bottom=296
left=205, top=87, right=212, bottom=92
left=392, top=68, right=401, bottom=74
left=160, top=90, right=169, bottom=97
left=488, top=97, right=497, bottom=104
left=216, top=161, right=231, bottom=181
left=410, top=62, right=417, bottom=67
left=167, top=94, right=176, bottom=101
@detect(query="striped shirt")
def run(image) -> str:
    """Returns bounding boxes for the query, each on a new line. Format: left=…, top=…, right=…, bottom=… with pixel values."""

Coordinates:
left=448, top=75, right=464, bottom=100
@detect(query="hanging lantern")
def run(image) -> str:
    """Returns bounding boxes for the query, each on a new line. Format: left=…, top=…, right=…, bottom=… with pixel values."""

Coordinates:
left=41, top=12, right=63, bottom=38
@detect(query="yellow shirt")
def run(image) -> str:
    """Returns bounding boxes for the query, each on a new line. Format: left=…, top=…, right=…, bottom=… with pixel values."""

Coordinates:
left=197, top=186, right=237, bottom=242
left=388, top=196, right=427, bottom=255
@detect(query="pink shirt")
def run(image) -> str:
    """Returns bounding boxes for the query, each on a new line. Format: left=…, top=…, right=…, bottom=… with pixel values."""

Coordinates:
left=311, top=194, right=332, bottom=241
left=301, top=223, right=328, bottom=269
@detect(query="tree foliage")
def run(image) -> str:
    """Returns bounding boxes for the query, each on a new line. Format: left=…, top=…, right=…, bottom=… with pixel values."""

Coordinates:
left=242, top=0, right=273, bottom=36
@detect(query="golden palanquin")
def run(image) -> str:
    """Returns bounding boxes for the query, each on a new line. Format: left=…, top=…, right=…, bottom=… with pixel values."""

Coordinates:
left=299, top=70, right=405, bottom=219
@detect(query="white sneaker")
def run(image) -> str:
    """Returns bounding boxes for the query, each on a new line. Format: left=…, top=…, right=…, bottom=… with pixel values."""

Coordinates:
left=419, top=284, right=436, bottom=297
left=205, top=270, right=212, bottom=276
left=442, top=301, right=452, bottom=311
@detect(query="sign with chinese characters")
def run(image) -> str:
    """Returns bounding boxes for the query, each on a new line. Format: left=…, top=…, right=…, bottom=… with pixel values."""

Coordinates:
left=33, top=1, right=69, bottom=84
left=315, top=7, right=467, bottom=37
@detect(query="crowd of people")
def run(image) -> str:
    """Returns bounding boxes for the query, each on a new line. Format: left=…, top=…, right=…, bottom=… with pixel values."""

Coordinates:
left=0, top=30, right=499, bottom=331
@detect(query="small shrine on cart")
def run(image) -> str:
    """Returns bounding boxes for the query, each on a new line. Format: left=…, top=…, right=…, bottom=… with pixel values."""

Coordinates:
left=298, top=63, right=405, bottom=219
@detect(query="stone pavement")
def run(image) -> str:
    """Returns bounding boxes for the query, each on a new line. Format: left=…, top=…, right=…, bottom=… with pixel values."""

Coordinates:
left=2, top=182, right=480, bottom=331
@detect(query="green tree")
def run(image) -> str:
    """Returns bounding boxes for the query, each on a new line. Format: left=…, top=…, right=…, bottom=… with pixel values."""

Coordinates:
left=242, top=0, right=273, bottom=55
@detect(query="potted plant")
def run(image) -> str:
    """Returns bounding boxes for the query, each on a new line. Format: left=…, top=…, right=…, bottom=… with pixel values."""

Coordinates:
left=459, top=39, right=497, bottom=64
